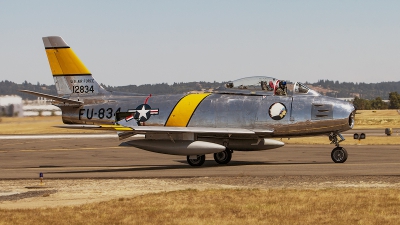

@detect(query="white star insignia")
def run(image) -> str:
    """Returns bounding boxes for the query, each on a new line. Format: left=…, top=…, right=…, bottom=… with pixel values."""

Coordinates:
left=136, top=105, right=150, bottom=120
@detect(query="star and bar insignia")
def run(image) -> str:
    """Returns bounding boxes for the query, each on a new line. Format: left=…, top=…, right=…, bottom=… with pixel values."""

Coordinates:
left=125, top=104, right=159, bottom=122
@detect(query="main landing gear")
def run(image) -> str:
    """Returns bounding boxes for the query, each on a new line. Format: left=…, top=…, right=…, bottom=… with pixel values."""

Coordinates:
left=329, top=132, right=348, bottom=163
left=213, top=149, right=232, bottom=164
left=187, top=149, right=233, bottom=166
left=187, top=155, right=206, bottom=166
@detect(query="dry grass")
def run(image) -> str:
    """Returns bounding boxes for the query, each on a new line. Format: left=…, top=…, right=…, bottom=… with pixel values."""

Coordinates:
left=0, top=188, right=399, bottom=225
left=0, top=116, right=108, bottom=134
left=354, top=110, right=400, bottom=129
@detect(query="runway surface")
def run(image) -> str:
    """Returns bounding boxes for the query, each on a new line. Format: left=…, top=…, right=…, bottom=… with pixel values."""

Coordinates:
left=1, top=134, right=399, bottom=179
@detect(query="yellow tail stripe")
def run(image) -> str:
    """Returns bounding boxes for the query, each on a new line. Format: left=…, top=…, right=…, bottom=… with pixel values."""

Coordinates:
left=45, top=48, right=91, bottom=76
left=165, top=93, right=211, bottom=127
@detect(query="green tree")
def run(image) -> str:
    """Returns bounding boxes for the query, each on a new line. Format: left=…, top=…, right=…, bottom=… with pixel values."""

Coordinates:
left=389, top=92, right=400, bottom=109
left=353, top=96, right=371, bottom=110
left=371, top=97, right=388, bottom=110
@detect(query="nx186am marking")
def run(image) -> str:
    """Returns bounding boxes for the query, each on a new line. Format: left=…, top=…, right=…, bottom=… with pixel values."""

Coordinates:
left=22, top=36, right=356, bottom=167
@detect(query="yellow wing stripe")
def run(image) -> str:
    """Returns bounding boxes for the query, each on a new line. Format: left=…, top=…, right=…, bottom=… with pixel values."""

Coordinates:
left=45, top=48, right=91, bottom=76
left=165, top=93, right=211, bottom=127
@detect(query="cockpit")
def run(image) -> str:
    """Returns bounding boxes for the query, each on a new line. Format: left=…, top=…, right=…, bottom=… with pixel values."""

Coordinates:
left=213, top=76, right=320, bottom=96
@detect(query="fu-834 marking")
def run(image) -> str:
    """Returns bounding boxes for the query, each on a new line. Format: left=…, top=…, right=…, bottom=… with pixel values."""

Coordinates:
left=79, top=107, right=121, bottom=120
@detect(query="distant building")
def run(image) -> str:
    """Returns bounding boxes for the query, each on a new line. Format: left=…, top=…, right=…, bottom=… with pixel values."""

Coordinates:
left=337, top=98, right=354, bottom=102
left=0, top=95, right=23, bottom=117
left=338, top=97, right=389, bottom=103
left=23, top=97, right=61, bottom=116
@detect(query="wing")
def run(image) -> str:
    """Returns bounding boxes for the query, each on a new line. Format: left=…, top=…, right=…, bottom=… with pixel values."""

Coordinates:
left=55, top=124, right=274, bottom=140
left=55, top=124, right=282, bottom=152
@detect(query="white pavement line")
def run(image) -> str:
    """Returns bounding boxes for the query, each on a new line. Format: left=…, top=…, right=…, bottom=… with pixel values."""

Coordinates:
left=19, top=146, right=125, bottom=152
left=0, top=134, right=118, bottom=140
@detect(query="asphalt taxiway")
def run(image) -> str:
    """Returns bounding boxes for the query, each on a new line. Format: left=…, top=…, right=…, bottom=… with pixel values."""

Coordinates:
left=1, top=134, right=399, bottom=179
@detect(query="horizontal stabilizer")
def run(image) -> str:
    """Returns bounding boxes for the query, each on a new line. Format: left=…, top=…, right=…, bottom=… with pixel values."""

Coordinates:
left=20, top=90, right=83, bottom=105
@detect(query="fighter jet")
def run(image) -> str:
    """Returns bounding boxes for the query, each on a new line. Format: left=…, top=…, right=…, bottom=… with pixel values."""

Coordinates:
left=22, top=36, right=356, bottom=166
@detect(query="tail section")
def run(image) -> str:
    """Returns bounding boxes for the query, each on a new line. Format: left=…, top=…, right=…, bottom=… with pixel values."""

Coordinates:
left=43, top=36, right=108, bottom=96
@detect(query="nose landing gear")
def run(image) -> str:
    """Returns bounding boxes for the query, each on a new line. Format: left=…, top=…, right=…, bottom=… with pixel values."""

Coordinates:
left=329, top=132, right=348, bottom=163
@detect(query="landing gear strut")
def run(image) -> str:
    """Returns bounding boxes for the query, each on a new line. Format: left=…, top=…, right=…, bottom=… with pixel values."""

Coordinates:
left=329, top=132, right=348, bottom=163
left=213, top=149, right=232, bottom=164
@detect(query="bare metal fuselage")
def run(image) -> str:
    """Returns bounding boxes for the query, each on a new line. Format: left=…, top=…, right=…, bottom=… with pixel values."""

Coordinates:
left=59, top=91, right=354, bottom=149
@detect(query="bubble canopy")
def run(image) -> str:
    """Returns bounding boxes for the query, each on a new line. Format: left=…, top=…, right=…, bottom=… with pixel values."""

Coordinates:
left=214, top=76, right=320, bottom=96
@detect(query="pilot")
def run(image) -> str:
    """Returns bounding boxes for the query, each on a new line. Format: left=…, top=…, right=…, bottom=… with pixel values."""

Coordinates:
left=275, top=81, right=287, bottom=96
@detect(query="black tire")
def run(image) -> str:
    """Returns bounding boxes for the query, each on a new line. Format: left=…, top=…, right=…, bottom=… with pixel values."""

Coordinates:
left=213, top=149, right=232, bottom=164
left=331, top=147, right=348, bottom=163
left=187, top=155, right=206, bottom=166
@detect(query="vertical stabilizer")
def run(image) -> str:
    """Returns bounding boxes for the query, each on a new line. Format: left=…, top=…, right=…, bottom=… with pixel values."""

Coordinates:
left=43, top=36, right=108, bottom=96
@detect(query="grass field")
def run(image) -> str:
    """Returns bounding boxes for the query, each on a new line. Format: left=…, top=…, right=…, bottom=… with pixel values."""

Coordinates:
left=0, top=116, right=109, bottom=134
left=354, top=110, right=400, bottom=129
left=0, top=188, right=399, bottom=225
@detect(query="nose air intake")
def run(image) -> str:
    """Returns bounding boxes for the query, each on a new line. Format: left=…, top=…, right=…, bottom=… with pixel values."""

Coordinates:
left=348, top=108, right=356, bottom=129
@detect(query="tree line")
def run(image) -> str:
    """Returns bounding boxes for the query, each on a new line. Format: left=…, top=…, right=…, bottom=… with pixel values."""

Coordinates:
left=103, top=81, right=224, bottom=95
left=314, top=80, right=400, bottom=99
left=353, top=92, right=400, bottom=110
left=1, top=79, right=400, bottom=109
left=0, top=80, right=57, bottom=100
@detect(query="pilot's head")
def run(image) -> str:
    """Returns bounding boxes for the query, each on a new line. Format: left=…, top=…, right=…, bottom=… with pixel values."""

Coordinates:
left=279, top=80, right=287, bottom=88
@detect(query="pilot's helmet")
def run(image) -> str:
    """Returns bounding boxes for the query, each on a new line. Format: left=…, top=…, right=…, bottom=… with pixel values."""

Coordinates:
left=280, top=80, right=287, bottom=88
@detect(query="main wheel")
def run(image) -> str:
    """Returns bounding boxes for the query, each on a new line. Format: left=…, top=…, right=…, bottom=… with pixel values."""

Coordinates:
left=213, top=149, right=232, bottom=164
left=187, top=155, right=206, bottom=166
left=331, top=147, right=348, bottom=163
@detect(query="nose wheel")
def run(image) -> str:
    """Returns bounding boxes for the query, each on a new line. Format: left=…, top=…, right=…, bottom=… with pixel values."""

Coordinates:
left=329, top=132, right=348, bottom=163
left=331, top=147, right=348, bottom=163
